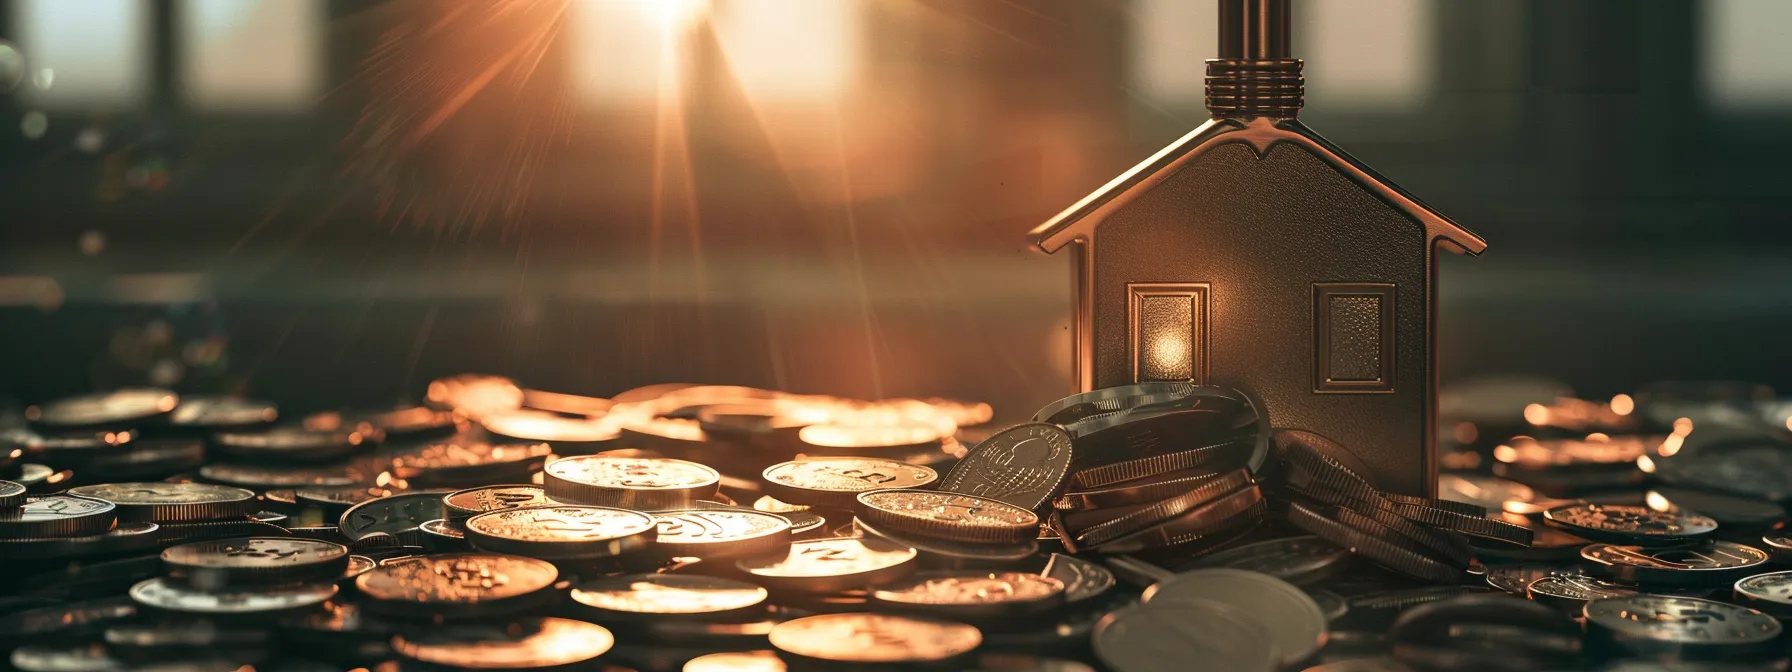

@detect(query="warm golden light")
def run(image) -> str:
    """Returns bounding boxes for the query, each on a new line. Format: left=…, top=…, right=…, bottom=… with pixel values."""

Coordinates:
left=1644, top=490, right=1673, bottom=512
left=1147, top=333, right=1192, bottom=379
left=1673, top=417, right=1695, bottom=436
left=713, top=0, right=857, bottom=102
left=1637, top=454, right=1657, bottom=473
left=1659, top=434, right=1684, bottom=456
left=1523, top=403, right=1549, bottom=426
left=1609, top=394, right=1635, bottom=416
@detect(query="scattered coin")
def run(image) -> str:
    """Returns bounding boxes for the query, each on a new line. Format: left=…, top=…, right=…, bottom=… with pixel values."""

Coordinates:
left=161, top=537, right=350, bottom=587
left=0, top=479, right=27, bottom=509
left=389, top=440, right=552, bottom=487
left=856, top=490, right=1038, bottom=545
left=1645, top=487, right=1787, bottom=530
left=1142, top=569, right=1326, bottom=667
left=1732, top=570, right=1792, bottom=619
left=67, top=482, right=255, bottom=523
left=1584, top=595, right=1781, bottom=659
left=1437, top=473, right=1537, bottom=513
left=1483, top=564, right=1579, bottom=596
left=339, top=491, right=446, bottom=545
left=441, top=484, right=554, bottom=519
left=0, top=521, right=160, bottom=560
left=1526, top=574, right=1638, bottom=613
left=683, top=650, right=783, bottom=672
left=166, top=396, right=278, bottom=432
left=355, top=553, right=558, bottom=620
left=211, top=427, right=373, bottom=464
left=569, top=574, right=769, bottom=620
left=1093, top=601, right=1278, bottom=672
left=938, top=423, right=1073, bottom=512
left=1580, top=541, right=1769, bottom=586
left=390, top=617, right=614, bottom=670
left=769, top=613, right=981, bottom=666
left=0, top=494, right=117, bottom=538
left=543, top=455, right=720, bottom=510
left=653, top=508, right=792, bottom=558
left=868, top=571, right=1065, bottom=620
left=737, top=536, right=918, bottom=593
left=128, top=577, right=335, bottom=616
left=26, top=389, right=178, bottom=431
left=761, top=457, right=938, bottom=508
left=1542, top=503, right=1717, bottom=545
left=1040, top=553, right=1116, bottom=604
left=463, top=505, right=657, bottom=559
left=1189, top=535, right=1351, bottom=585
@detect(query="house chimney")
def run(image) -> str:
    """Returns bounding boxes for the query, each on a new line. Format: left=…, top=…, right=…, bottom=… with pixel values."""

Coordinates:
left=1207, top=0, right=1304, bottom=119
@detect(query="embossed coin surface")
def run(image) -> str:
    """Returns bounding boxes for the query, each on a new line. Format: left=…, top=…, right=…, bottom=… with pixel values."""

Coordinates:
left=1584, top=595, right=1781, bottom=658
left=769, top=613, right=981, bottom=664
left=443, top=485, right=554, bottom=519
left=0, top=480, right=25, bottom=510
left=1734, top=570, right=1792, bottom=618
left=1580, top=541, right=1769, bottom=586
left=869, top=571, right=1065, bottom=619
left=27, top=388, right=178, bottom=430
left=1542, top=503, right=1716, bottom=545
left=389, top=441, right=552, bottom=486
left=938, top=423, right=1073, bottom=512
left=570, top=574, right=769, bottom=619
left=0, top=495, right=117, bottom=538
left=1527, top=575, right=1637, bottom=613
left=543, top=456, right=720, bottom=510
left=67, top=482, right=255, bottom=523
left=1041, top=553, right=1116, bottom=604
left=856, top=490, right=1039, bottom=545
left=761, top=457, right=938, bottom=508
left=464, top=505, right=657, bottom=559
left=653, top=509, right=792, bottom=558
left=737, top=537, right=919, bottom=593
left=161, top=537, right=350, bottom=586
left=340, top=492, right=447, bottom=544
left=356, top=553, right=558, bottom=619
left=391, top=617, right=614, bottom=670
left=128, top=577, right=335, bottom=615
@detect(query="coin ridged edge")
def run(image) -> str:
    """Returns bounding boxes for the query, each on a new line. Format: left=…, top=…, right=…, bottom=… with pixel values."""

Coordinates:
left=1287, top=501, right=1465, bottom=584
left=542, top=457, right=720, bottom=510
left=1074, top=440, right=1254, bottom=490
left=69, top=485, right=257, bottom=524
left=855, top=490, right=1038, bottom=545
left=1093, top=487, right=1266, bottom=555
left=1071, top=470, right=1254, bottom=547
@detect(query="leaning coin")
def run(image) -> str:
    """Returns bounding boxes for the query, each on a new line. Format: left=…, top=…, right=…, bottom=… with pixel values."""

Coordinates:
left=770, top=613, right=981, bottom=667
left=1733, top=570, right=1792, bottom=619
left=1584, top=595, right=1781, bottom=659
left=737, top=536, right=918, bottom=593
left=543, top=455, right=720, bottom=510
left=162, top=537, right=350, bottom=587
left=1065, top=469, right=1253, bottom=547
left=856, top=490, right=1038, bottom=545
left=356, top=553, right=558, bottom=620
left=463, top=505, right=657, bottom=559
left=569, top=574, right=769, bottom=621
left=441, top=484, right=553, bottom=519
left=1542, top=503, right=1717, bottom=546
left=128, top=577, right=335, bottom=616
left=339, top=491, right=446, bottom=546
left=1527, top=574, right=1637, bottom=614
left=391, top=617, right=614, bottom=671
left=211, top=427, right=374, bottom=464
left=0, top=494, right=117, bottom=538
left=1580, top=541, right=1769, bottom=587
left=1142, top=569, right=1326, bottom=668
left=27, top=388, right=178, bottom=431
left=0, top=480, right=25, bottom=509
left=1092, top=484, right=1264, bottom=555
left=1188, top=535, right=1351, bottom=586
left=1093, top=601, right=1278, bottom=672
left=1040, top=553, right=1116, bottom=605
left=868, top=571, right=1065, bottom=620
left=1053, top=469, right=1223, bottom=512
left=936, top=423, right=1072, bottom=512
left=761, top=457, right=938, bottom=509
left=653, top=508, right=792, bottom=558
left=0, top=521, right=160, bottom=561
left=1287, top=501, right=1464, bottom=584
left=67, top=482, right=255, bottom=523
left=1072, top=439, right=1256, bottom=490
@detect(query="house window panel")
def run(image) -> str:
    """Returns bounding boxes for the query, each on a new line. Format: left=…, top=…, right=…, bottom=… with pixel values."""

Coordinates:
left=1703, top=0, right=1792, bottom=110
left=1315, top=283, right=1395, bottom=393
left=179, top=0, right=327, bottom=111
left=1128, top=0, right=1219, bottom=108
left=1297, top=0, right=1434, bottom=112
left=1128, top=283, right=1208, bottom=384
left=13, top=0, right=152, bottom=110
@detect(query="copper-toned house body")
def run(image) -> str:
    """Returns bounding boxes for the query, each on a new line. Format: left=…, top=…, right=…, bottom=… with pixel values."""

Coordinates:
left=1027, top=0, right=1486, bottom=496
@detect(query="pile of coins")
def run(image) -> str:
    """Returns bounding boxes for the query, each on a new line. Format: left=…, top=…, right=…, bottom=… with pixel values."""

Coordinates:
left=6, top=376, right=1792, bottom=671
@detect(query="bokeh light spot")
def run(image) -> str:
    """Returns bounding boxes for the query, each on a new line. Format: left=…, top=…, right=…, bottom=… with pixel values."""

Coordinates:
left=20, top=111, right=48, bottom=139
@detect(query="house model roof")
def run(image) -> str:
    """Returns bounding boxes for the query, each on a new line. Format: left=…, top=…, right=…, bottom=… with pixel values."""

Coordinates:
left=1027, top=117, right=1488, bottom=256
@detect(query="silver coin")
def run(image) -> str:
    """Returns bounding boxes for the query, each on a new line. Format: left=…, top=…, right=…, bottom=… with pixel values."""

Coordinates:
left=128, top=577, right=336, bottom=615
left=339, top=492, right=446, bottom=543
left=1733, top=570, right=1792, bottom=619
left=1585, top=595, right=1781, bottom=658
left=1580, top=541, right=1769, bottom=586
left=1525, top=574, right=1637, bottom=613
left=1040, top=553, right=1116, bottom=604
left=1141, top=569, right=1324, bottom=667
left=938, top=423, right=1074, bottom=511
left=1483, top=564, right=1578, bottom=596
left=1093, top=601, right=1278, bottom=672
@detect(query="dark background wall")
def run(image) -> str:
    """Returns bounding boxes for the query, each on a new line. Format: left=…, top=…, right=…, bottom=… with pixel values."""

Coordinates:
left=0, top=0, right=1788, bottom=421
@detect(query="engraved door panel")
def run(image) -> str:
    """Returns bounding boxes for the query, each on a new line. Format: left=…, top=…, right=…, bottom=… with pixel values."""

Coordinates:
left=1126, top=283, right=1209, bottom=384
left=1313, top=283, right=1395, bottom=393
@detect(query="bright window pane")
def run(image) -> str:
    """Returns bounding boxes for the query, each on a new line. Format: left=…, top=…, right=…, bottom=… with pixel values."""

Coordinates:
left=1704, top=0, right=1792, bottom=110
left=1298, top=0, right=1434, bottom=111
left=713, top=0, right=858, bottom=103
left=179, top=0, right=327, bottom=111
left=1128, top=0, right=1218, bottom=108
left=571, top=0, right=688, bottom=104
left=13, top=0, right=151, bottom=109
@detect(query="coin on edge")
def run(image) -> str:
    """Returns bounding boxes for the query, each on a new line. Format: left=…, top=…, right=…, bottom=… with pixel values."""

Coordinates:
left=67, top=482, right=255, bottom=523
left=737, top=536, right=918, bottom=594
left=570, top=574, right=769, bottom=620
left=463, top=505, right=657, bottom=559
left=653, top=508, right=792, bottom=558
left=937, top=423, right=1073, bottom=512
left=356, top=553, right=558, bottom=620
left=162, top=537, right=350, bottom=586
left=391, top=617, right=613, bottom=670
left=543, top=455, right=720, bottom=510
left=761, top=457, right=938, bottom=509
left=769, top=613, right=981, bottom=666
left=855, top=490, right=1038, bottom=545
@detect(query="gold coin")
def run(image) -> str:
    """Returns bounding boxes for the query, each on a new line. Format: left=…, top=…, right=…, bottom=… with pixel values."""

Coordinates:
left=736, top=537, right=918, bottom=593
left=653, top=509, right=792, bottom=558
left=570, top=574, right=768, bottom=618
left=355, top=553, right=557, bottom=619
left=761, top=457, right=938, bottom=508
left=870, top=571, right=1065, bottom=618
left=443, top=485, right=554, bottom=518
left=464, top=505, right=657, bottom=559
left=543, top=456, right=719, bottom=510
left=392, top=617, right=613, bottom=670
left=855, top=489, right=1038, bottom=545
left=769, top=613, right=981, bottom=664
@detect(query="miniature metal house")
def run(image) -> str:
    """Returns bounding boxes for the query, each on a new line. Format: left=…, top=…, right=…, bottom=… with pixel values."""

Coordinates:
left=1027, top=0, right=1486, bottom=496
